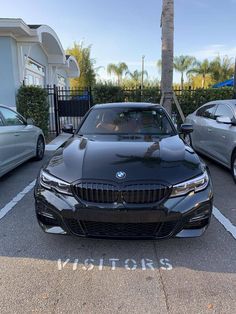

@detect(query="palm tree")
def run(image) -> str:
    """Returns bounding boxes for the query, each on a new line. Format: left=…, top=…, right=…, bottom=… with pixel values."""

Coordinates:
left=209, top=56, right=234, bottom=83
left=107, top=62, right=128, bottom=85
left=161, top=0, right=174, bottom=114
left=187, top=59, right=211, bottom=88
left=126, top=70, right=148, bottom=87
left=173, top=55, right=196, bottom=89
left=156, top=59, right=162, bottom=73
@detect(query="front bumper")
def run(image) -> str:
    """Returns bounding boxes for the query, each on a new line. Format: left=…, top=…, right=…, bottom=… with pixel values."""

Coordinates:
left=34, top=180, right=213, bottom=239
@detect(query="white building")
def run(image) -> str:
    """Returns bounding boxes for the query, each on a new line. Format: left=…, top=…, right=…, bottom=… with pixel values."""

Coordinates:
left=0, top=18, right=80, bottom=107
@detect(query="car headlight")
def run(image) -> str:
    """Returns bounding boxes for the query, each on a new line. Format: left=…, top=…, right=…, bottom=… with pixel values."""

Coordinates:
left=40, top=170, right=72, bottom=196
left=170, top=171, right=209, bottom=198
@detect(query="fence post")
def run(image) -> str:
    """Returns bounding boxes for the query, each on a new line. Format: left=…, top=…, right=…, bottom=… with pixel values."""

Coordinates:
left=139, top=85, right=142, bottom=102
left=88, top=86, right=93, bottom=108
left=233, top=57, right=236, bottom=99
left=53, top=84, right=60, bottom=136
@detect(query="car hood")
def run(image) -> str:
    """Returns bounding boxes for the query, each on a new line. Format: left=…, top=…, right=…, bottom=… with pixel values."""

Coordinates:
left=45, top=134, right=203, bottom=186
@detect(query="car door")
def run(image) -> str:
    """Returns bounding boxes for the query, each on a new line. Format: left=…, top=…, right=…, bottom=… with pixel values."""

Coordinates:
left=0, top=107, right=37, bottom=167
left=0, top=112, right=13, bottom=175
left=0, top=109, right=20, bottom=175
left=210, top=104, right=236, bottom=166
left=191, top=104, right=217, bottom=154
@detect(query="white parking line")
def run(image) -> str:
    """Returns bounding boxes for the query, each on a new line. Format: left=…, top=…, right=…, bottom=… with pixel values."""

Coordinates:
left=213, top=206, right=236, bottom=240
left=0, top=180, right=36, bottom=220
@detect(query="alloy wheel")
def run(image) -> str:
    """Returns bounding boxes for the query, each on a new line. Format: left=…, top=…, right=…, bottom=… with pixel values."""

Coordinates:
left=37, top=137, right=45, bottom=159
left=234, top=159, right=236, bottom=179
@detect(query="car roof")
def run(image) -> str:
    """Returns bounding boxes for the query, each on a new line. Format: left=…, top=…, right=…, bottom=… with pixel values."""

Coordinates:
left=92, top=102, right=162, bottom=109
left=0, top=104, right=16, bottom=110
left=205, top=99, right=236, bottom=107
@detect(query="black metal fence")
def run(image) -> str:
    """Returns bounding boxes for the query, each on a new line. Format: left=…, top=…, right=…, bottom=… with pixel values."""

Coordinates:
left=46, top=85, right=92, bottom=135
left=46, top=85, right=234, bottom=136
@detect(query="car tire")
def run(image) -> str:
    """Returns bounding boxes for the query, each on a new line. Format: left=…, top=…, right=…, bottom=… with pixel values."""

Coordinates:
left=35, top=136, right=45, bottom=161
left=231, top=151, right=236, bottom=183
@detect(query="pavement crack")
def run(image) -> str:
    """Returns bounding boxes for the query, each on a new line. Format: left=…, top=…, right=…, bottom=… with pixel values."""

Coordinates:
left=152, top=241, right=170, bottom=313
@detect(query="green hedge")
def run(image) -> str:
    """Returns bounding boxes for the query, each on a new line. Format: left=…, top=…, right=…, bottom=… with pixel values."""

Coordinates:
left=177, top=88, right=234, bottom=116
left=17, top=85, right=49, bottom=136
left=92, top=84, right=125, bottom=104
left=92, top=84, right=234, bottom=117
left=92, top=84, right=162, bottom=104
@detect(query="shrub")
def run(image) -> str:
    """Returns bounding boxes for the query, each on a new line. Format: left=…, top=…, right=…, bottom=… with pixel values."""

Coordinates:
left=17, top=85, right=49, bottom=136
left=176, top=87, right=234, bottom=116
left=92, top=83, right=124, bottom=104
left=92, top=84, right=234, bottom=117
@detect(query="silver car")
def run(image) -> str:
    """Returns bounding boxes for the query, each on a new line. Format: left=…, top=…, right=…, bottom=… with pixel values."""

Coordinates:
left=0, top=105, right=45, bottom=177
left=185, top=100, right=236, bottom=182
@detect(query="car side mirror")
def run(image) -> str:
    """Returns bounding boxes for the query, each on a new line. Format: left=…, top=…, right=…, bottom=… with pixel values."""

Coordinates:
left=62, top=124, right=74, bottom=134
left=216, top=116, right=232, bottom=124
left=180, top=123, right=193, bottom=134
left=26, top=118, right=35, bottom=125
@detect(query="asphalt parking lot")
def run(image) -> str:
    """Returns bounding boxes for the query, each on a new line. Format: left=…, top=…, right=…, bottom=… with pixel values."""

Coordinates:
left=0, top=151, right=236, bottom=314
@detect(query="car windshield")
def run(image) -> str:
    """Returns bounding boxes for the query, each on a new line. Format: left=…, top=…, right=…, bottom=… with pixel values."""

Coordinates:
left=78, top=107, right=176, bottom=136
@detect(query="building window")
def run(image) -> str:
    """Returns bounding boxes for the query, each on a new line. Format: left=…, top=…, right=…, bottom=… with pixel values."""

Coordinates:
left=57, top=74, right=67, bottom=89
left=24, top=57, right=45, bottom=87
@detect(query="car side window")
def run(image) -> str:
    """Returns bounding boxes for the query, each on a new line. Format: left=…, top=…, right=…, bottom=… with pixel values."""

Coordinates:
left=0, top=115, right=4, bottom=126
left=0, top=107, right=25, bottom=126
left=214, top=104, right=234, bottom=120
left=196, top=106, right=206, bottom=117
left=196, top=104, right=216, bottom=119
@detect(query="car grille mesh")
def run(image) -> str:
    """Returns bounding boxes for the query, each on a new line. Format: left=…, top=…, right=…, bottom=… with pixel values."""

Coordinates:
left=73, top=182, right=170, bottom=204
left=83, top=221, right=159, bottom=237
left=65, top=219, right=179, bottom=238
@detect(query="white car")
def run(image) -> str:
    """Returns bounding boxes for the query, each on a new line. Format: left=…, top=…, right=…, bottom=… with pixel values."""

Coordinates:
left=0, top=105, right=45, bottom=177
left=185, top=100, right=236, bottom=182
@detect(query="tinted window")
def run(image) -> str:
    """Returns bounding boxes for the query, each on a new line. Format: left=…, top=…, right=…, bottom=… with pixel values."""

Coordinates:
left=78, top=107, right=175, bottom=136
left=196, top=106, right=205, bottom=116
left=0, top=115, right=4, bottom=126
left=196, top=104, right=216, bottom=119
left=0, top=107, right=25, bottom=126
left=214, top=104, right=234, bottom=120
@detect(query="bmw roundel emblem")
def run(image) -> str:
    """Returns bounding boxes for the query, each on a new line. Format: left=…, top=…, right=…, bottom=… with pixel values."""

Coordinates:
left=116, top=171, right=126, bottom=179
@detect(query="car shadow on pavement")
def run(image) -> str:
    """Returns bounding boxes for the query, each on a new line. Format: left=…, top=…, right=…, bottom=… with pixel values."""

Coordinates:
left=0, top=209, right=235, bottom=274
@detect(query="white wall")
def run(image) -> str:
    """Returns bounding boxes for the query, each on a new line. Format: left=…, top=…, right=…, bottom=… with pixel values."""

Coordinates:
left=0, top=37, right=19, bottom=107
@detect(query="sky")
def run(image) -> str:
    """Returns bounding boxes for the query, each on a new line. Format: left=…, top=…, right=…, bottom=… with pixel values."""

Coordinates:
left=1, top=0, right=236, bottom=83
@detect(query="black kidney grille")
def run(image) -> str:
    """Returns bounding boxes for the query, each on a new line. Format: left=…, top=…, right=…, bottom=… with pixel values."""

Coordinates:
left=73, top=182, right=170, bottom=204
left=122, top=184, right=170, bottom=204
left=74, top=182, right=119, bottom=203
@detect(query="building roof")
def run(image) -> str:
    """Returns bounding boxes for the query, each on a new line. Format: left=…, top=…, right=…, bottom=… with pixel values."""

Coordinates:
left=27, top=24, right=42, bottom=29
left=0, top=18, right=80, bottom=78
left=212, top=78, right=234, bottom=88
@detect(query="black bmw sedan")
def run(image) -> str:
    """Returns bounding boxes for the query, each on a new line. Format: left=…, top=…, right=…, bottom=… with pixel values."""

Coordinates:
left=35, top=103, right=213, bottom=239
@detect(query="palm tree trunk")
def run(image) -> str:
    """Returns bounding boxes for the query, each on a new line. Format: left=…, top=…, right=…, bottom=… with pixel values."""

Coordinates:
left=117, top=75, right=120, bottom=86
left=201, top=74, right=205, bottom=88
left=161, top=0, right=174, bottom=114
left=181, top=72, right=184, bottom=90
